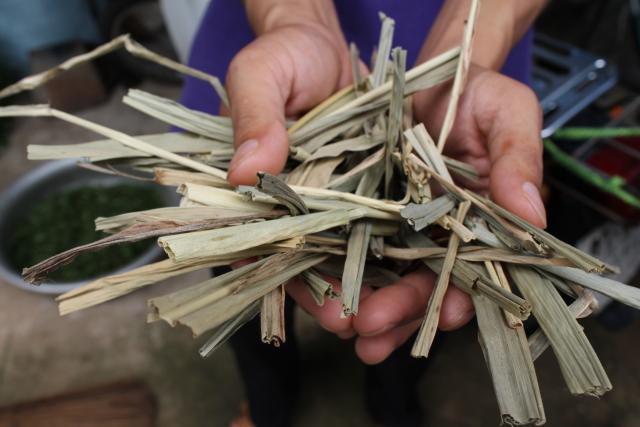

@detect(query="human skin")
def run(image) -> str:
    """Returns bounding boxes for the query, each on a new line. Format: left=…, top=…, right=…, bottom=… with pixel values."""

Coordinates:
left=224, top=0, right=548, bottom=365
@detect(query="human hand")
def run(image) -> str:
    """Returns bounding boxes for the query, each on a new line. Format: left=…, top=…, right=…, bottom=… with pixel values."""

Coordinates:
left=226, top=3, right=545, bottom=365
left=341, top=0, right=548, bottom=365
left=345, top=65, right=545, bottom=364
left=223, top=2, right=376, bottom=350
left=224, top=1, right=355, bottom=186
left=413, top=64, right=546, bottom=227
left=287, top=266, right=474, bottom=364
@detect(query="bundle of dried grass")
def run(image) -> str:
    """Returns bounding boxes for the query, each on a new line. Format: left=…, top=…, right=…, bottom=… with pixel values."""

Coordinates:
left=2, top=2, right=639, bottom=424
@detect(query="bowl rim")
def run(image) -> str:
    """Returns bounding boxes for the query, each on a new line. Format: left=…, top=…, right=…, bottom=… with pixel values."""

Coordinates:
left=0, top=159, right=173, bottom=295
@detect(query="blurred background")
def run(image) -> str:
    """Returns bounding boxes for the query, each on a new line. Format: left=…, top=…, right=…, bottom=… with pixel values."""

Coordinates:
left=0, top=0, right=639, bottom=426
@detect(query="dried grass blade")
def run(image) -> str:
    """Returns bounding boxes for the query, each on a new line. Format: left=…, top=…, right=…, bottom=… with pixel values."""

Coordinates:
left=369, top=235, right=385, bottom=259
left=476, top=195, right=611, bottom=273
left=286, top=156, right=345, bottom=188
left=0, top=105, right=228, bottom=179
left=436, top=0, right=480, bottom=152
left=355, top=161, right=384, bottom=198
left=25, top=214, right=276, bottom=284
left=158, top=209, right=362, bottom=262
left=185, top=253, right=327, bottom=337
left=290, top=101, right=385, bottom=146
left=442, top=155, right=480, bottom=182
left=326, top=148, right=384, bottom=192
left=154, top=168, right=228, bottom=187
left=258, top=172, right=309, bottom=215
left=529, top=289, right=597, bottom=361
left=385, top=48, right=406, bottom=197
left=302, top=269, right=339, bottom=306
left=28, top=132, right=225, bottom=162
left=179, top=183, right=275, bottom=212
left=123, top=90, right=232, bottom=141
left=508, top=265, right=612, bottom=396
left=539, top=265, right=640, bottom=309
left=493, top=262, right=524, bottom=328
left=371, top=13, right=395, bottom=87
left=56, top=237, right=304, bottom=314
left=290, top=185, right=403, bottom=214
left=412, top=201, right=470, bottom=358
left=401, top=195, right=455, bottom=231
left=403, top=231, right=531, bottom=319
left=305, top=132, right=385, bottom=162
left=199, top=301, right=260, bottom=358
left=241, top=185, right=399, bottom=221
left=328, top=47, right=460, bottom=118
left=56, top=259, right=211, bottom=314
left=410, top=123, right=453, bottom=181
left=254, top=171, right=305, bottom=348
left=149, top=257, right=270, bottom=326
left=96, top=207, right=284, bottom=233
left=151, top=252, right=327, bottom=336
left=401, top=151, right=475, bottom=242
left=474, top=294, right=546, bottom=426
left=121, top=37, right=228, bottom=104
left=261, top=285, right=286, bottom=346
left=0, top=35, right=131, bottom=98
left=0, top=35, right=227, bottom=104
left=341, top=220, right=372, bottom=316
left=287, top=85, right=356, bottom=135
left=351, top=43, right=364, bottom=94
left=55, top=245, right=298, bottom=315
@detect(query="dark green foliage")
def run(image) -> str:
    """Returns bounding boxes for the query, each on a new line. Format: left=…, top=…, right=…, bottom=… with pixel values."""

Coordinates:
left=8, top=185, right=164, bottom=282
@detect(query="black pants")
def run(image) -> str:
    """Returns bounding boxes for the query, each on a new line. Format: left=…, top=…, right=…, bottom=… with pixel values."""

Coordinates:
left=229, top=296, right=431, bottom=427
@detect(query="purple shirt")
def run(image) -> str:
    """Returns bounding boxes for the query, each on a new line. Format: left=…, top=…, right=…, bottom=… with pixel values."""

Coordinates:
left=180, top=0, right=532, bottom=114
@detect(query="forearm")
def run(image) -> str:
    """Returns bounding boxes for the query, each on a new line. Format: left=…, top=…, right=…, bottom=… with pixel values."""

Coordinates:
left=243, top=0, right=342, bottom=35
left=418, top=0, right=548, bottom=69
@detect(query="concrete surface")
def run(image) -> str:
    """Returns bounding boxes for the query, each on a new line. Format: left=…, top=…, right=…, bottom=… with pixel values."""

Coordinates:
left=0, top=82, right=639, bottom=427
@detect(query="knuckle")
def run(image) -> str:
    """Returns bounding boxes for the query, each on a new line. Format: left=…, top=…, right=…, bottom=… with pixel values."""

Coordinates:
left=226, top=46, right=262, bottom=86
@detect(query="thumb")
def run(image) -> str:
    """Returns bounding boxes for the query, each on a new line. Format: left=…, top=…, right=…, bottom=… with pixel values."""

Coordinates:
left=484, top=81, right=547, bottom=228
left=225, top=45, right=291, bottom=186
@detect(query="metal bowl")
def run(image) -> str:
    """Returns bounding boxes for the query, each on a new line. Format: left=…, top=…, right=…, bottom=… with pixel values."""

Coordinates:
left=0, top=160, right=178, bottom=295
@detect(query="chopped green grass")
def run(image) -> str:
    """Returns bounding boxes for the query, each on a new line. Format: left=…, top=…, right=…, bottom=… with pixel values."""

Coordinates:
left=8, top=185, right=164, bottom=282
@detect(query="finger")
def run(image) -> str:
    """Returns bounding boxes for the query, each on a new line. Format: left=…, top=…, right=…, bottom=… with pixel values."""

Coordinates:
left=438, top=285, right=475, bottom=331
left=352, top=268, right=436, bottom=337
left=478, top=76, right=546, bottom=228
left=287, top=277, right=374, bottom=336
left=225, top=41, right=291, bottom=186
left=337, top=330, right=356, bottom=340
left=353, top=268, right=475, bottom=337
left=354, top=319, right=422, bottom=365
left=230, top=258, right=257, bottom=269
left=449, top=153, right=491, bottom=193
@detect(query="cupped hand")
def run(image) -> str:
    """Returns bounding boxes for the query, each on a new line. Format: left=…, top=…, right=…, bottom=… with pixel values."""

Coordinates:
left=225, top=24, right=545, bottom=365
left=349, top=65, right=546, bottom=364
left=224, top=21, right=355, bottom=186
left=413, top=64, right=546, bottom=227
left=288, top=267, right=475, bottom=364
left=223, top=16, right=369, bottom=347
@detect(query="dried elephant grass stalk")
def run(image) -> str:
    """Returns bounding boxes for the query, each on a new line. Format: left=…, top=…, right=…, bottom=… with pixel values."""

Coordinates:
left=2, top=1, right=640, bottom=424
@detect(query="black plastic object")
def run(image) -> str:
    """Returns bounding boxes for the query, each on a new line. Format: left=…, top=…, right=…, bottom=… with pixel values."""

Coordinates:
left=532, top=33, right=618, bottom=138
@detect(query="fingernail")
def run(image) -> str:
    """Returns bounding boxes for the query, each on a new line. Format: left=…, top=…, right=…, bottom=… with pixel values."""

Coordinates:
left=229, top=139, right=259, bottom=173
left=522, top=181, right=547, bottom=228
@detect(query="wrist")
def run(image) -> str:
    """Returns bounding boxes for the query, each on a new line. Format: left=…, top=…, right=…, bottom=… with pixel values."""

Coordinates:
left=418, top=1, right=514, bottom=71
left=244, top=0, right=341, bottom=36
left=418, top=0, right=547, bottom=71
